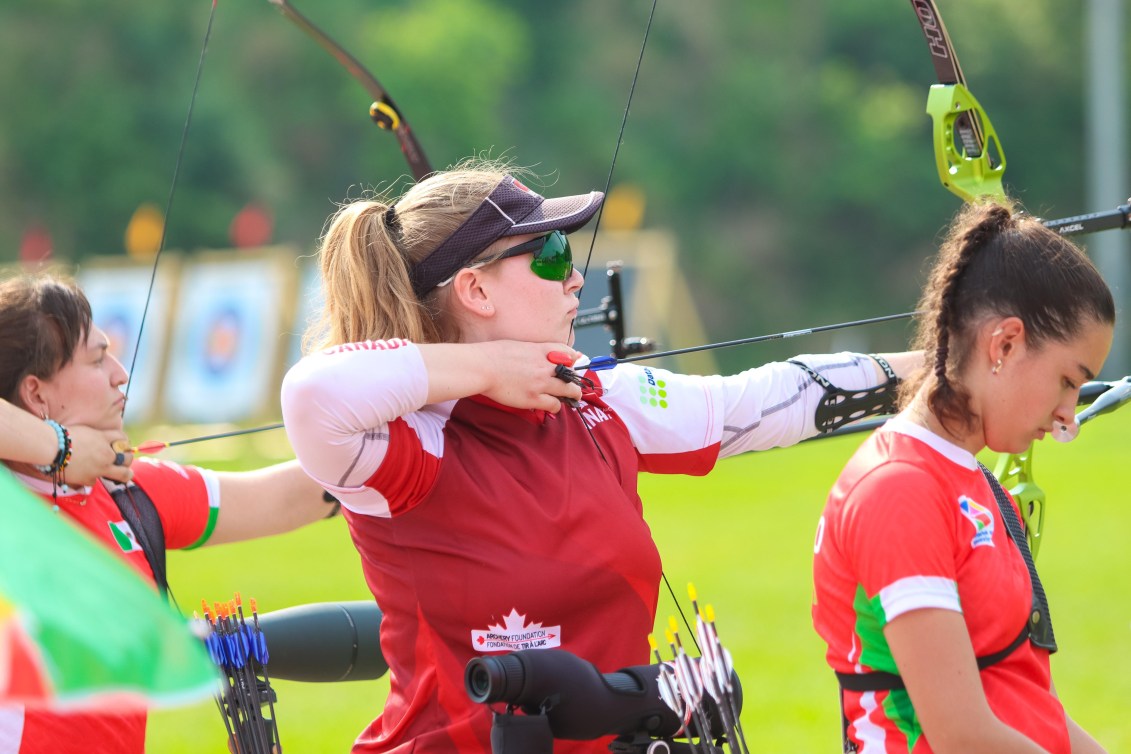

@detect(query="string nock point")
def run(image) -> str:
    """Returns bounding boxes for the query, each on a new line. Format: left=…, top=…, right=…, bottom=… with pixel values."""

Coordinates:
left=648, top=634, right=659, bottom=652
left=664, top=628, right=676, bottom=646
left=588, top=355, right=617, bottom=372
left=546, top=350, right=575, bottom=366
left=667, top=615, right=680, bottom=634
left=687, top=582, right=698, bottom=603
left=250, top=598, right=258, bottom=613
left=705, top=604, right=716, bottom=623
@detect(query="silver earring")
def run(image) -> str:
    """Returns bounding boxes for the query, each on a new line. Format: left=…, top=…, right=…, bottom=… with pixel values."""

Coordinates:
left=481, top=304, right=491, bottom=311
left=991, top=359, right=1002, bottom=375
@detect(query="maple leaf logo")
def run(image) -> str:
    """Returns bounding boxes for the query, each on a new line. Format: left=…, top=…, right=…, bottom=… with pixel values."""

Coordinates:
left=488, top=609, right=541, bottom=634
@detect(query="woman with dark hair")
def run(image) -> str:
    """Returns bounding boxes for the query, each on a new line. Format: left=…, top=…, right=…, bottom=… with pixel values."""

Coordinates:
left=281, top=157, right=922, bottom=754
left=812, top=200, right=1114, bottom=753
left=0, top=273, right=337, bottom=754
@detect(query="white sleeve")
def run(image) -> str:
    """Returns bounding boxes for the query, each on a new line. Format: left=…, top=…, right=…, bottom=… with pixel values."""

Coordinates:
left=712, top=352, right=881, bottom=457
left=596, top=352, right=882, bottom=465
left=280, top=339, right=433, bottom=492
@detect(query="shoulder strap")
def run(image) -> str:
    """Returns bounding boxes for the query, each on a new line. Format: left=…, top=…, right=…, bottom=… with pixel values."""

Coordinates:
left=835, top=622, right=1030, bottom=692
left=106, top=482, right=169, bottom=600
left=835, top=622, right=1030, bottom=752
left=978, top=462, right=1056, bottom=652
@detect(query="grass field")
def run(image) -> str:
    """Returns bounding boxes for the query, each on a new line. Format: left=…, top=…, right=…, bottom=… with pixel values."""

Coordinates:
left=148, top=417, right=1131, bottom=752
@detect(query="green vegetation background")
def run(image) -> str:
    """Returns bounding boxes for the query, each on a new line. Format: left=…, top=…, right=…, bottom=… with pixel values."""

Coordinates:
left=2, top=0, right=1124, bottom=372
left=152, top=417, right=1131, bottom=752
left=4, top=0, right=1126, bottom=748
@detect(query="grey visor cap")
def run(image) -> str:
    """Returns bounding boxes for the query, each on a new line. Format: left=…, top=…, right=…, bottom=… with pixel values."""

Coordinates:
left=409, top=175, right=604, bottom=298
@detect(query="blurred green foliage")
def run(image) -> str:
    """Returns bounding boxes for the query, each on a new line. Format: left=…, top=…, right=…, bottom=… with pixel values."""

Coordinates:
left=0, top=0, right=1117, bottom=372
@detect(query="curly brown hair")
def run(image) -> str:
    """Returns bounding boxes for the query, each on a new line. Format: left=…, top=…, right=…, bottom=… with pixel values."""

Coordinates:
left=899, top=199, right=1115, bottom=435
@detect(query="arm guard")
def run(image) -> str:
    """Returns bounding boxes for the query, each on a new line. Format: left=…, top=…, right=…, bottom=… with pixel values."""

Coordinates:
left=788, top=355, right=901, bottom=434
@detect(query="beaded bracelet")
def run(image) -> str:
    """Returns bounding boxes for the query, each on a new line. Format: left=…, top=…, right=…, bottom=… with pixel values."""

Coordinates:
left=34, top=419, right=72, bottom=475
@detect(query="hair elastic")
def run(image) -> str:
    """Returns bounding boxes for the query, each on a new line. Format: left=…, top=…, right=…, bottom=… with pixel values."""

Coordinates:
left=384, top=205, right=402, bottom=235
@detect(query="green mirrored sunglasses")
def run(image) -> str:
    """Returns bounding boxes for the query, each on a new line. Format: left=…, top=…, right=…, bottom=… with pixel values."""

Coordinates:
left=491, top=230, right=575, bottom=282
left=436, top=230, right=575, bottom=288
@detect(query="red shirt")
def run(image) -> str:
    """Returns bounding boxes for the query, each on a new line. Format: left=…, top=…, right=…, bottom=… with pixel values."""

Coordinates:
left=812, top=417, right=1068, bottom=753
left=282, top=340, right=887, bottom=753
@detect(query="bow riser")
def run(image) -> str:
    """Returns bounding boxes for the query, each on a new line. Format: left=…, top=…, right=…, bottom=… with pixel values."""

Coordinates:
left=926, top=83, right=1007, bottom=202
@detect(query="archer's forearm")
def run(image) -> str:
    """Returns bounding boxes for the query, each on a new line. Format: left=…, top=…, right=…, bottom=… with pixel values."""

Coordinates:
left=0, top=398, right=60, bottom=467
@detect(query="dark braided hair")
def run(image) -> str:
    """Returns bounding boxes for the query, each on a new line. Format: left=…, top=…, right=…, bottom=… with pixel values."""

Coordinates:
left=900, top=199, right=1115, bottom=435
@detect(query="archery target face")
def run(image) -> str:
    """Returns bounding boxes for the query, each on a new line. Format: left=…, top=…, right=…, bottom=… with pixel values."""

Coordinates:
left=78, top=263, right=175, bottom=425
left=163, top=256, right=292, bottom=423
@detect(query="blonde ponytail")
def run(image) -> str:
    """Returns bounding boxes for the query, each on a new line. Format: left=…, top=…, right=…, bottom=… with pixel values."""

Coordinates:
left=306, top=157, right=522, bottom=352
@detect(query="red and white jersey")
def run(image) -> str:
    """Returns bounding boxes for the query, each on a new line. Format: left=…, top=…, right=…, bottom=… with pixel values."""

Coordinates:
left=282, top=340, right=886, bottom=754
left=812, top=416, right=1068, bottom=753
left=0, top=459, right=219, bottom=754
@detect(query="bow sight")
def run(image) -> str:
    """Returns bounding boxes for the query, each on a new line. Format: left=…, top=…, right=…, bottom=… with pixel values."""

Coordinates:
left=575, top=261, right=656, bottom=360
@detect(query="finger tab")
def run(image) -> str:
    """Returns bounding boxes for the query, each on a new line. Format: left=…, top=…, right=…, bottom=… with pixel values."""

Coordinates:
left=546, top=350, right=574, bottom=366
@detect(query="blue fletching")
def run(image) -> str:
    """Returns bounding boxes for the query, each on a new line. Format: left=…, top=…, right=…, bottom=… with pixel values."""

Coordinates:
left=245, top=624, right=270, bottom=664
left=588, top=356, right=618, bottom=372
left=224, top=632, right=248, bottom=668
left=205, top=633, right=225, bottom=666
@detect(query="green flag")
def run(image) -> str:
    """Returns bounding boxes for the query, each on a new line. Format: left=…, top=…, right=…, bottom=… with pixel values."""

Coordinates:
left=0, top=468, right=218, bottom=708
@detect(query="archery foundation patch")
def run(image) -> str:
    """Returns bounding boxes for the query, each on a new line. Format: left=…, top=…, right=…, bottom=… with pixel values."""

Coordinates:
left=470, top=609, right=561, bottom=653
